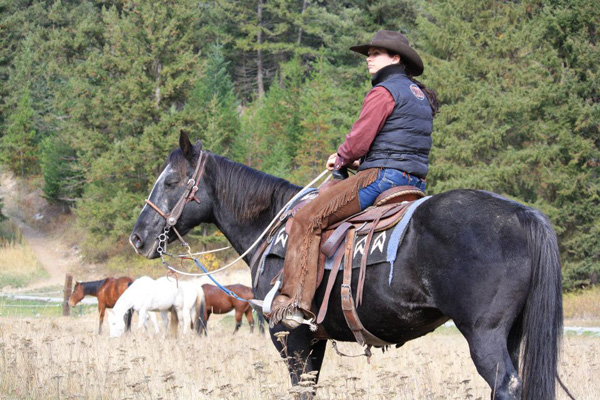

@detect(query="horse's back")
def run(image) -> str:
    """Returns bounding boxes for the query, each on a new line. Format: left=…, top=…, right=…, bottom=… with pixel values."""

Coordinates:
left=100, top=276, right=133, bottom=308
left=405, top=189, right=537, bottom=322
left=147, top=277, right=179, bottom=310
left=317, top=189, right=543, bottom=344
left=226, top=284, right=253, bottom=300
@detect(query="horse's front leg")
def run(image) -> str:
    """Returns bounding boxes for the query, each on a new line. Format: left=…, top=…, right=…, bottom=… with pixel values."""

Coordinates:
left=269, top=325, right=327, bottom=398
left=137, top=309, right=148, bottom=331
left=148, top=311, right=160, bottom=333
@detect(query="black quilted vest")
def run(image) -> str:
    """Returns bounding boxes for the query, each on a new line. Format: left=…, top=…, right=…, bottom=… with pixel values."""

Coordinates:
left=357, top=64, right=433, bottom=179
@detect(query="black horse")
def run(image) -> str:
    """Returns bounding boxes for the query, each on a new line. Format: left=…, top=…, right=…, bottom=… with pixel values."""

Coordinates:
left=130, top=132, right=563, bottom=400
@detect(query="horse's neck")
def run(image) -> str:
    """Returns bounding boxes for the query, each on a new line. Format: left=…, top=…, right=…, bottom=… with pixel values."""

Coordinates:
left=209, top=159, right=300, bottom=258
left=113, top=287, right=136, bottom=316
left=213, top=190, right=296, bottom=260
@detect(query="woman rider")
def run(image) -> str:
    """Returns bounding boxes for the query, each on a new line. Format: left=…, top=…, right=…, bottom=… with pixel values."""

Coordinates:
left=270, top=30, right=439, bottom=329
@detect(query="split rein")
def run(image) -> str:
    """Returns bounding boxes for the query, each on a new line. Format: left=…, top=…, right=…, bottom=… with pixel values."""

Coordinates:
left=143, top=149, right=330, bottom=303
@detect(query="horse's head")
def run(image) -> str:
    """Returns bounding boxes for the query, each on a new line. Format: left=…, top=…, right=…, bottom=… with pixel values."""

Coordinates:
left=129, top=131, right=215, bottom=259
left=107, top=309, right=126, bottom=337
left=68, top=281, right=84, bottom=307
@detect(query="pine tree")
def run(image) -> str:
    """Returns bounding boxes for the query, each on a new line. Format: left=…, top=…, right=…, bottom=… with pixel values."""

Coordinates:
left=417, top=0, right=599, bottom=289
left=292, top=57, right=362, bottom=184
left=1, top=87, right=37, bottom=177
left=184, top=44, right=240, bottom=156
left=64, top=0, right=204, bottom=247
left=237, top=57, right=306, bottom=176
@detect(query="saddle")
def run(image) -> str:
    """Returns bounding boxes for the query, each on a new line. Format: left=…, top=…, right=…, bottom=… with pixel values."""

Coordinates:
left=251, top=185, right=425, bottom=346
left=315, top=186, right=425, bottom=346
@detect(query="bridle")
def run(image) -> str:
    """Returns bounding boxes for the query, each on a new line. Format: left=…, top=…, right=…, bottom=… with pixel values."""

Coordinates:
left=140, top=147, right=331, bottom=283
left=144, top=150, right=206, bottom=256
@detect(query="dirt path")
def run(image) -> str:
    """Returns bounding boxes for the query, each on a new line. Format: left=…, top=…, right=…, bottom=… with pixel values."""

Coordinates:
left=10, top=220, right=79, bottom=292
left=0, top=171, right=83, bottom=293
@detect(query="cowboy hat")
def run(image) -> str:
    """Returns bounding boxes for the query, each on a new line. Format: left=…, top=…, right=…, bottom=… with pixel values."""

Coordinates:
left=350, top=30, right=424, bottom=76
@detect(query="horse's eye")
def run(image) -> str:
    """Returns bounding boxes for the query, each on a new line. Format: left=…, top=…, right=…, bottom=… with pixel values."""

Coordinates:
left=164, top=178, right=179, bottom=187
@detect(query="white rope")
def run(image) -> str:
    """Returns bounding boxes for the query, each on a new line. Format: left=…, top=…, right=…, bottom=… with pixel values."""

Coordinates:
left=165, top=169, right=331, bottom=277
left=177, top=245, right=231, bottom=257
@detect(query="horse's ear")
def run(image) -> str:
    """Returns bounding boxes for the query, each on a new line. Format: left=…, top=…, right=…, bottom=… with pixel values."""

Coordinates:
left=179, top=130, right=193, bottom=157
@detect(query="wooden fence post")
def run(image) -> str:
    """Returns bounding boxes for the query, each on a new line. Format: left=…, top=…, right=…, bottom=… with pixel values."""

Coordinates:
left=63, top=273, right=73, bottom=316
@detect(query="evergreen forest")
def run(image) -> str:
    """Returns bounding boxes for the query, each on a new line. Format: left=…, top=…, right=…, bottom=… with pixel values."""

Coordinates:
left=0, top=0, right=598, bottom=291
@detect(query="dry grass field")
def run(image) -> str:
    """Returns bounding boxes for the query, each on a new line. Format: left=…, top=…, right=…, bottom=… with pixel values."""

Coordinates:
left=0, top=310, right=598, bottom=400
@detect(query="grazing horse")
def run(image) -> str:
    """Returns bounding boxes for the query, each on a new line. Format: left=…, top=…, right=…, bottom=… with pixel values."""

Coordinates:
left=69, top=276, right=133, bottom=333
left=107, top=276, right=201, bottom=337
left=129, top=132, right=563, bottom=400
left=198, top=284, right=265, bottom=335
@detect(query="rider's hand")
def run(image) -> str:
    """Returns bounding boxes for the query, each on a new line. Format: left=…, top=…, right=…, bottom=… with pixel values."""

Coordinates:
left=349, top=159, right=360, bottom=169
left=326, top=153, right=338, bottom=171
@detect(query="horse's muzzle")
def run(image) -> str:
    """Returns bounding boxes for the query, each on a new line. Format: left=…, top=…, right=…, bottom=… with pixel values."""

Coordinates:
left=129, top=232, right=159, bottom=259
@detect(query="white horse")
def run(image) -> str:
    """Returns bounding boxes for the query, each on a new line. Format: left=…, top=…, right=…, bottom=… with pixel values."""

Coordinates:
left=108, top=276, right=202, bottom=337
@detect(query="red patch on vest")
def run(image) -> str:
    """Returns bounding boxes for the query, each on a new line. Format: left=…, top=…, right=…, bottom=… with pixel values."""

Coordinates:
left=410, top=84, right=425, bottom=100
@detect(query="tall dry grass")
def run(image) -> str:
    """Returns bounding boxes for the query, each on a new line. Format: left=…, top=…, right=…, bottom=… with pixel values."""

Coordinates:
left=0, top=222, right=46, bottom=288
left=564, top=286, right=600, bottom=323
left=0, top=313, right=598, bottom=400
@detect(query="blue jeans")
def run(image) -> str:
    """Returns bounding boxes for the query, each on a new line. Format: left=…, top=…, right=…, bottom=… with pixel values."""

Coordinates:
left=358, top=168, right=426, bottom=210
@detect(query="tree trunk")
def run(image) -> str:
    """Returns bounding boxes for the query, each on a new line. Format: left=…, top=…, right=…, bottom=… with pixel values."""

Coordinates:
left=257, top=0, right=264, bottom=97
left=297, top=0, right=308, bottom=45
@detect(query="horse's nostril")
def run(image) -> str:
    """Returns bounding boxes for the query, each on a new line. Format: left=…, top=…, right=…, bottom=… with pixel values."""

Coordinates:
left=130, top=233, right=142, bottom=249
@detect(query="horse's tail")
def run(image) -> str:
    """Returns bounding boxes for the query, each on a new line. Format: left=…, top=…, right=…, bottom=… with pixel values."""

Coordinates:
left=517, top=208, right=563, bottom=400
left=195, top=287, right=208, bottom=335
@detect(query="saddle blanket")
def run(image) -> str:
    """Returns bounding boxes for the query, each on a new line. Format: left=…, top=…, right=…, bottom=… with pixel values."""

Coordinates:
left=259, top=194, right=431, bottom=284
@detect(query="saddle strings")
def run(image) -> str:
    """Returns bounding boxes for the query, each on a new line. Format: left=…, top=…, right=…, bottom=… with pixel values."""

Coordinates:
left=161, top=169, right=331, bottom=277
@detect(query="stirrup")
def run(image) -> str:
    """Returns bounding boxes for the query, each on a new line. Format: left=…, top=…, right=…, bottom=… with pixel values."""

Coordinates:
left=248, top=299, right=264, bottom=313
left=262, top=278, right=282, bottom=315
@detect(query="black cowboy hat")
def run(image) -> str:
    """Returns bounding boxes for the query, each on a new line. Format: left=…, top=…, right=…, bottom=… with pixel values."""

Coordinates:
left=350, top=30, right=424, bottom=76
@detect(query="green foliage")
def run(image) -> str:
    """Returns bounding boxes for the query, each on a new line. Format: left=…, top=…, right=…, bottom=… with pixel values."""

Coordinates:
left=1, top=87, right=38, bottom=176
left=0, top=0, right=597, bottom=289
left=39, top=136, right=81, bottom=203
left=184, top=44, right=240, bottom=156
left=418, top=0, right=599, bottom=290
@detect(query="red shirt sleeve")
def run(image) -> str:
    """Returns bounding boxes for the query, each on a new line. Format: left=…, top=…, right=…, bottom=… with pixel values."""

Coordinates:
left=335, top=86, right=395, bottom=169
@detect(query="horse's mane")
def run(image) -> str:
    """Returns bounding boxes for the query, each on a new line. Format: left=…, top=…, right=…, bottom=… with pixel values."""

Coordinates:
left=211, top=155, right=301, bottom=222
left=165, top=146, right=301, bottom=222
left=81, top=279, right=108, bottom=296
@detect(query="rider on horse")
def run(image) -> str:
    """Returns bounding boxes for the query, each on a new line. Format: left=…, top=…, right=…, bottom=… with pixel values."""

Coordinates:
left=270, top=30, right=439, bottom=329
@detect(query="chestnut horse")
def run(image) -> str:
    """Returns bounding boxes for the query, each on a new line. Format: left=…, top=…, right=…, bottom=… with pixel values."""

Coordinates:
left=69, top=276, right=133, bottom=334
left=197, top=284, right=265, bottom=335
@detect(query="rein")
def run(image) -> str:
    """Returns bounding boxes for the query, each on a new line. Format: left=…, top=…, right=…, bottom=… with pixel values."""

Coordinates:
left=142, top=149, right=331, bottom=302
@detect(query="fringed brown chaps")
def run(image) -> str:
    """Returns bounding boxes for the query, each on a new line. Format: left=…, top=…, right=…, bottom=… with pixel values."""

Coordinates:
left=270, top=168, right=379, bottom=325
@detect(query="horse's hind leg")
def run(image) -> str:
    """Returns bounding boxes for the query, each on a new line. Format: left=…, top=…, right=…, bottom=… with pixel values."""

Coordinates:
left=245, top=307, right=255, bottom=334
left=459, top=326, right=521, bottom=399
left=233, top=309, right=243, bottom=334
